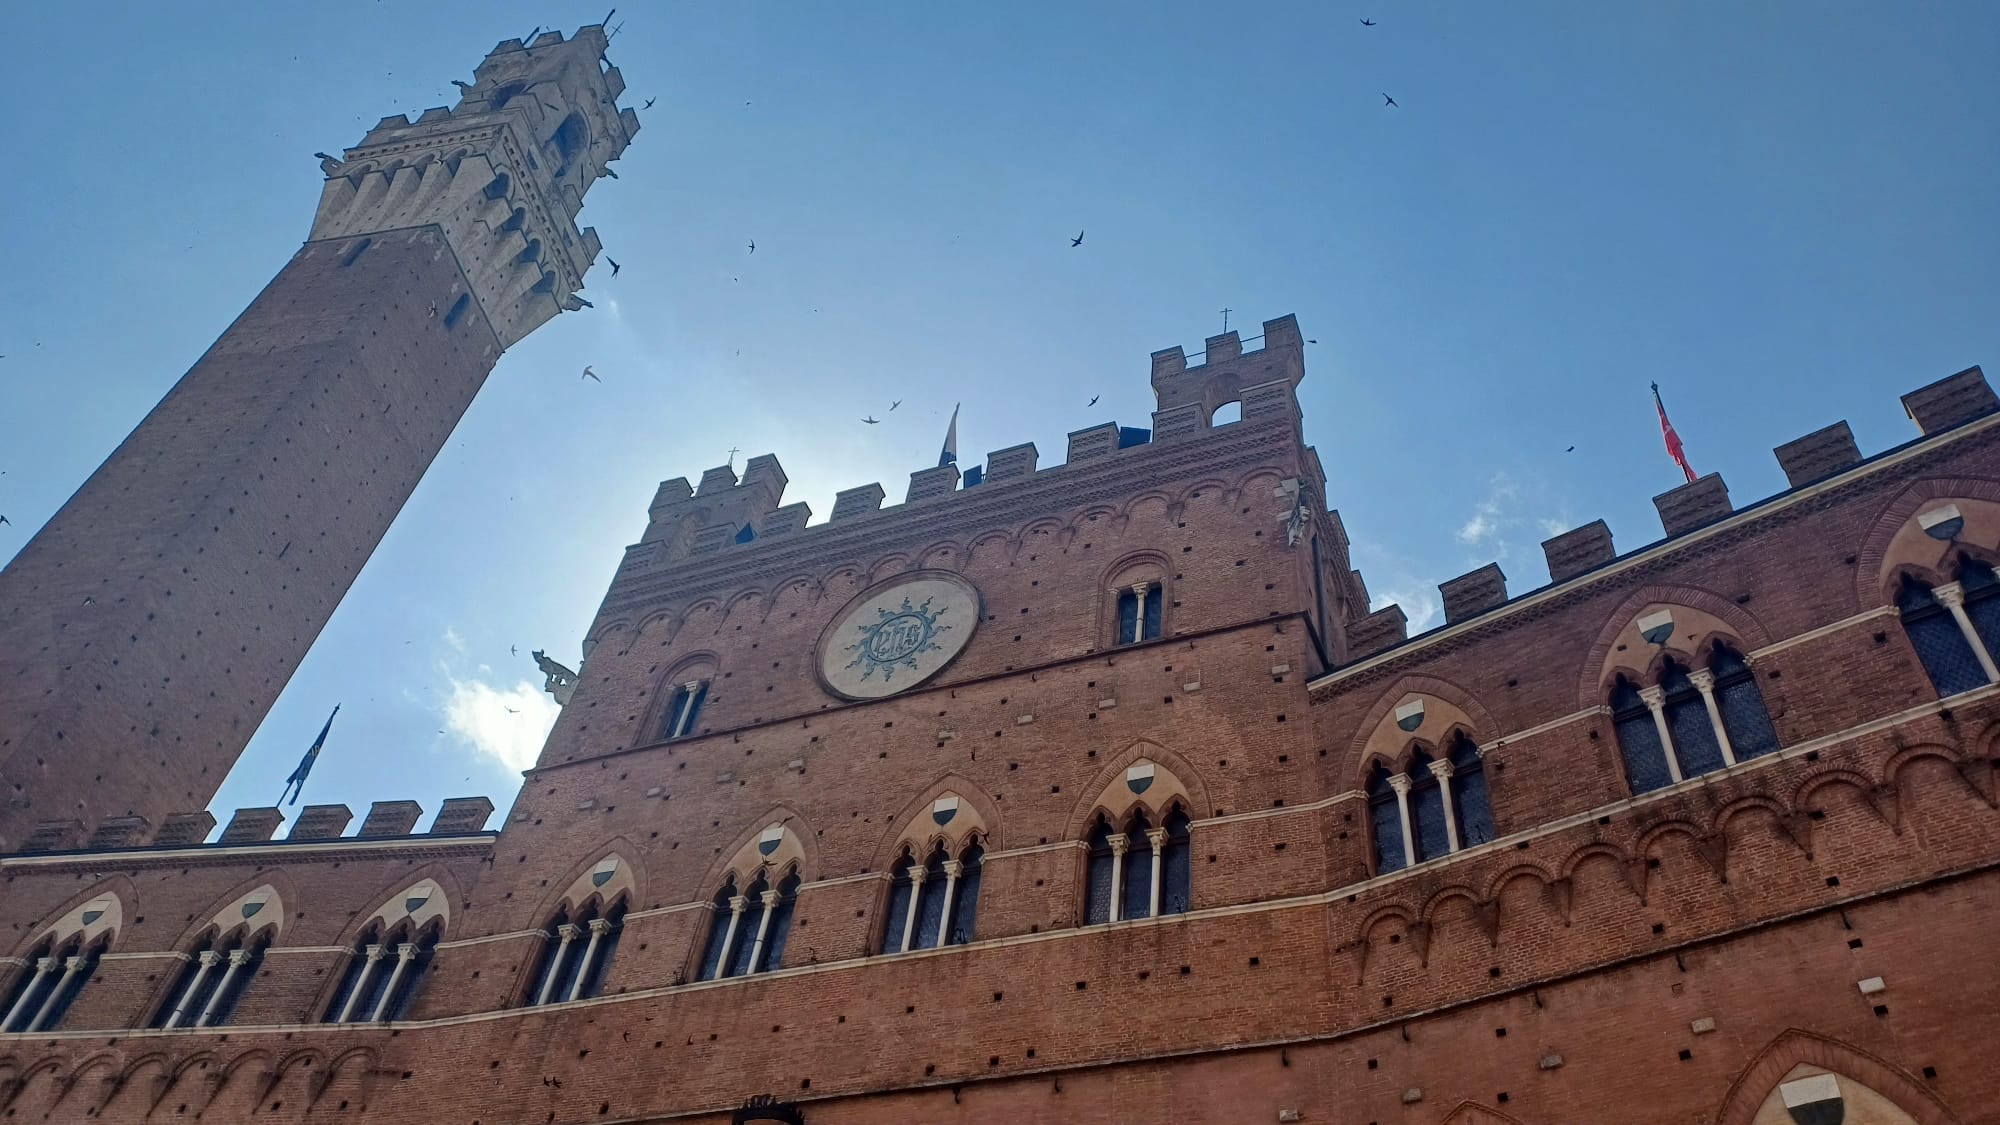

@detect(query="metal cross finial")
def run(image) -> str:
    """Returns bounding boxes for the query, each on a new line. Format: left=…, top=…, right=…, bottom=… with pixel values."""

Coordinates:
left=1220, top=307, right=1232, bottom=333
left=727, top=447, right=740, bottom=471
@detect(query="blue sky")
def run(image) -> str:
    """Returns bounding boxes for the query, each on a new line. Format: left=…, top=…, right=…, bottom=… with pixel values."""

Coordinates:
left=2, top=2, right=1995, bottom=834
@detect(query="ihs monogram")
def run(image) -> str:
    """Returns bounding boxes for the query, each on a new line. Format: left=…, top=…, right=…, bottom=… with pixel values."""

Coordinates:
left=845, top=597, right=950, bottom=683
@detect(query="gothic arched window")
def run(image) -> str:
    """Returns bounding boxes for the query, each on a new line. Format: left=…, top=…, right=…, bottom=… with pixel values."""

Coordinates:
left=324, top=921, right=442, bottom=1024
left=1661, top=658, right=1725, bottom=779
left=1958, top=556, right=2000, bottom=659
left=1611, top=675, right=1674, bottom=795
left=1447, top=734, right=1495, bottom=849
left=0, top=936, right=105, bottom=1033
left=702, top=868, right=798, bottom=979
left=1898, top=573, right=1988, bottom=697
left=1405, top=750, right=1450, bottom=864
left=661, top=679, right=709, bottom=741
left=885, top=839, right=984, bottom=953
left=913, top=843, right=951, bottom=950
left=1367, top=764, right=1406, bottom=874
left=1119, top=811, right=1155, bottom=922
left=949, top=841, right=984, bottom=943
left=1160, top=809, right=1192, bottom=915
left=523, top=898, right=625, bottom=1006
left=1115, top=585, right=1164, bottom=645
left=1712, top=644, right=1779, bottom=760
left=881, top=852, right=915, bottom=953
left=152, top=929, right=270, bottom=1029
left=1083, top=817, right=1117, bottom=925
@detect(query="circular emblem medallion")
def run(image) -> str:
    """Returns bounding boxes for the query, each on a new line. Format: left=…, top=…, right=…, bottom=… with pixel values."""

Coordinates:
left=816, top=571, right=980, bottom=700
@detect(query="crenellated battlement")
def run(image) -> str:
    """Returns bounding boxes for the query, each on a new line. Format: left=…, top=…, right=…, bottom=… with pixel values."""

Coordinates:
left=2, top=797, right=496, bottom=858
left=616, top=314, right=1313, bottom=582
left=1343, top=364, right=1995, bottom=663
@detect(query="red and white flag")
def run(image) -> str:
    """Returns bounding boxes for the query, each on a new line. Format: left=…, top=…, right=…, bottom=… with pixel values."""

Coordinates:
left=1652, top=382, right=1696, bottom=483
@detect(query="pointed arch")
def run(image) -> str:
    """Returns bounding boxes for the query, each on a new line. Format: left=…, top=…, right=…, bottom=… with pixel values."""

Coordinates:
left=1346, top=675, right=1499, bottom=776
left=1715, top=1028, right=1961, bottom=1125
left=695, top=806, right=821, bottom=898
left=871, top=773, right=1003, bottom=869
left=520, top=840, right=646, bottom=925
left=1442, top=1101, right=1529, bottom=1125
left=1065, top=739, right=1212, bottom=838
left=1577, top=585, right=1774, bottom=711
left=1856, top=479, right=2000, bottom=607
left=6, top=875, right=134, bottom=957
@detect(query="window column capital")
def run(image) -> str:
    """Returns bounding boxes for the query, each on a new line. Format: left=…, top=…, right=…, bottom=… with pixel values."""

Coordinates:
left=1637, top=685, right=1668, bottom=711
left=1426, top=759, right=1455, bottom=782
left=1687, top=668, right=1719, bottom=693
left=758, top=890, right=781, bottom=908
left=393, top=942, right=419, bottom=962
left=682, top=679, right=706, bottom=693
left=195, top=950, right=223, bottom=968
left=1145, top=828, right=1167, bottom=849
left=1128, top=580, right=1154, bottom=597
left=34, top=956, right=61, bottom=973
left=908, top=865, right=929, bottom=885
left=1387, top=772, right=1413, bottom=795
left=1108, top=834, right=1131, bottom=856
left=225, top=949, right=253, bottom=967
left=556, top=923, right=584, bottom=942
left=727, top=896, right=749, bottom=915
left=942, top=859, right=964, bottom=878
left=1934, top=581, right=1968, bottom=608
left=362, top=943, right=388, bottom=962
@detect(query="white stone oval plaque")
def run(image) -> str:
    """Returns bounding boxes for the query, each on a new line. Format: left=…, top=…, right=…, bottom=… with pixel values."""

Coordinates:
left=816, top=570, right=980, bottom=700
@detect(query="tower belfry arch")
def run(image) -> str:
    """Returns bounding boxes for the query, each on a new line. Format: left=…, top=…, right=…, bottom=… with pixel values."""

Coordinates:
left=0, top=27, right=639, bottom=849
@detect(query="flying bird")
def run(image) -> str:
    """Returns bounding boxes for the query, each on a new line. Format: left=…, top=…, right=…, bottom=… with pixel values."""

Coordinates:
left=1087, top=395, right=1100, bottom=407
left=1383, top=94, right=1398, bottom=107
left=1565, top=446, right=1576, bottom=453
left=511, top=645, right=518, bottom=656
left=582, top=365, right=600, bottom=382
left=1307, top=338, right=1318, bottom=344
left=504, top=706, right=519, bottom=714
left=890, top=400, right=901, bottom=411
left=0, top=515, right=9, bottom=526
left=1070, top=230, right=1085, bottom=247
left=748, top=240, right=756, bottom=254
left=642, top=97, right=656, bottom=109
left=862, top=416, right=880, bottom=425
left=1360, top=18, right=1376, bottom=25
left=606, top=256, right=621, bottom=276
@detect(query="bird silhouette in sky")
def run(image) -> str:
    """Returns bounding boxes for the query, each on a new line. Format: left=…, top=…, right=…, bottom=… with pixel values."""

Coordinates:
left=1360, top=18, right=1376, bottom=25
left=510, top=645, right=518, bottom=657
left=890, top=400, right=902, bottom=411
left=1566, top=446, right=1576, bottom=453
left=1308, top=338, right=1318, bottom=344
left=862, top=416, right=880, bottom=425
left=582, top=366, right=600, bottom=382
left=748, top=240, right=756, bottom=254
left=504, top=706, right=519, bottom=714
left=1383, top=94, right=1399, bottom=107
left=0, top=515, right=10, bottom=526
left=606, top=256, right=621, bottom=276
left=1087, top=395, right=1100, bottom=407
left=1071, top=230, right=1085, bottom=247
left=642, top=97, right=656, bottom=109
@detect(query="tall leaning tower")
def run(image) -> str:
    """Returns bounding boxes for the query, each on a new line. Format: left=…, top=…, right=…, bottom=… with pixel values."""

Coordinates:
left=0, top=28, right=637, bottom=849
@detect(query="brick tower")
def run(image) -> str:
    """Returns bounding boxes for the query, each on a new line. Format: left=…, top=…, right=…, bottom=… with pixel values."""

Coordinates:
left=0, top=28, right=639, bottom=850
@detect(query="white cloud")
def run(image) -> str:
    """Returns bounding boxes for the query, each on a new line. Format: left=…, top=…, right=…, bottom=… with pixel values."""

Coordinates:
left=442, top=675, right=558, bottom=773
left=1457, top=508, right=1498, bottom=544
left=1372, top=587, right=1443, bottom=633
left=1537, top=517, right=1570, bottom=537
left=442, top=626, right=467, bottom=654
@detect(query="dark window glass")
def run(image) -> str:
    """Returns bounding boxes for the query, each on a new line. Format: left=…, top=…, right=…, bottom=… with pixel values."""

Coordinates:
left=1084, top=820, right=1116, bottom=925
left=207, top=936, right=266, bottom=1027
left=913, top=845, right=950, bottom=950
left=1120, top=815, right=1154, bottom=920
left=387, top=928, right=441, bottom=1020
left=1407, top=752, right=1450, bottom=862
left=1900, top=575, right=1988, bottom=697
left=1612, top=677, right=1675, bottom=794
left=882, top=854, right=914, bottom=953
left=725, top=876, right=770, bottom=979
left=1160, top=810, right=1192, bottom=915
left=38, top=943, right=100, bottom=1031
left=323, top=929, right=377, bottom=1021
left=949, top=843, right=983, bottom=944
left=1448, top=736, right=1495, bottom=848
left=547, top=903, right=595, bottom=1003
left=697, top=885, right=734, bottom=981
left=152, top=945, right=205, bottom=1027
left=757, top=875, right=798, bottom=972
left=1142, top=591, right=1163, bottom=640
left=1116, top=591, right=1138, bottom=645
left=352, top=929, right=400, bottom=1020
left=3, top=942, right=56, bottom=1033
left=579, top=902, right=625, bottom=998
left=1960, top=558, right=2000, bottom=661
left=1368, top=765, right=1406, bottom=873
left=1662, top=660, right=1725, bottom=779
left=1712, top=646, right=1779, bottom=760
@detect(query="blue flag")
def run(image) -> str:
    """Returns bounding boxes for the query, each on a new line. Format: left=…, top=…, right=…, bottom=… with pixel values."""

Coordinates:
left=280, top=705, right=339, bottom=806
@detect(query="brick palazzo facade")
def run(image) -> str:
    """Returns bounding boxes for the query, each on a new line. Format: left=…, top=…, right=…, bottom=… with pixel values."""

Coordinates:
left=3, top=27, right=1998, bottom=1125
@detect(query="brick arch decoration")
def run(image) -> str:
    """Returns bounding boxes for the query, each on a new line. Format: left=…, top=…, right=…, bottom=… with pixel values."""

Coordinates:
left=1856, top=477, right=2000, bottom=606
left=1346, top=674, right=1497, bottom=782
left=870, top=773, right=1004, bottom=871
left=1441, top=1101, right=1529, bottom=1125
left=692, top=805, right=821, bottom=901
left=6, top=873, right=135, bottom=958
left=1714, top=1028, right=1961, bottom=1125
left=1064, top=739, right=1213, bottom=838
left=40, top=1051, right=119, bottom=1117
left=1574, top=583, right=1776, bottom=711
